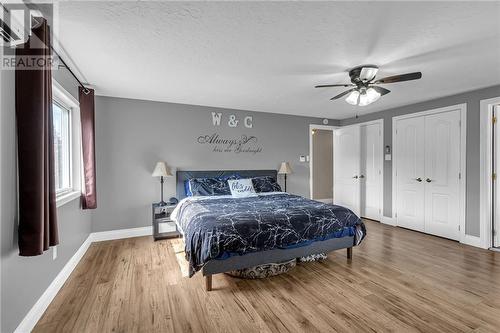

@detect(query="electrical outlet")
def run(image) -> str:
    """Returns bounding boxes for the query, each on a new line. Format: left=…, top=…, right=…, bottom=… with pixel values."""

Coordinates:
left=52, top=245, right=58, bottom=260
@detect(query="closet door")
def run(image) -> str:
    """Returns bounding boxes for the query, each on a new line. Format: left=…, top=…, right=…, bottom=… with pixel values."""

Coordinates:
left=395, top=117, right=425, bottom=232
left=360, top=123, right=382, bottom=221
left=424, top=111, right=461, bottom=240
left=334, top=126, right=361, bottom=216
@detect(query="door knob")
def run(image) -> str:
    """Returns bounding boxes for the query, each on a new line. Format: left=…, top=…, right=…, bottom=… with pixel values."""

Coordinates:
left=359, top=175, right=365, bottom=179
left=415, top=178, right=422, bottom=182
left=426, top=178, right=432, bottom=183
left=353, top=175, right=359, bottom=179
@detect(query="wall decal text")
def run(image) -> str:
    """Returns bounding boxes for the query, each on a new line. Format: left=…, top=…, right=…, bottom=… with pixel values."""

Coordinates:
left=197, top=133, right=263, bottom=154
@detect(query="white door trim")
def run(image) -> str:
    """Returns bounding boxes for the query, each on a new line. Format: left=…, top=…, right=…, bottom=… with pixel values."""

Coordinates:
left=309, top=124, right=338, bottom=200
left=480, top=96, right=500, bottom=249
left=392, top=103, right=467, bottom=243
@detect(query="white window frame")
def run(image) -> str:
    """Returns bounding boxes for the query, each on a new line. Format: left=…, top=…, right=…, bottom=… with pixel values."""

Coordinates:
left=52, top=80, right=82, bottom=207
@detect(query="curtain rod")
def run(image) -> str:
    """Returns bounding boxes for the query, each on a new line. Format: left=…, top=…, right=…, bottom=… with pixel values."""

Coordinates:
left=51, top=47, right=91, bottom=94
left=19, top=12, right=91, bottom=94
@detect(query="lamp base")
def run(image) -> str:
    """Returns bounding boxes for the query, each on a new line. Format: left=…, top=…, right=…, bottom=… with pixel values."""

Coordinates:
left=158, top=200, right=167, bottom=207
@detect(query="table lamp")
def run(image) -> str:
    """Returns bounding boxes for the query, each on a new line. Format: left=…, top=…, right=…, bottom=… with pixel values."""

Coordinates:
left=152, top=161, right=173, bottom=206
left=278, top=162, right=293, bottom=192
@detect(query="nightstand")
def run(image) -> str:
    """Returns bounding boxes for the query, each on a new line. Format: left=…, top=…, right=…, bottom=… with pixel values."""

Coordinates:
left=152, top=203, right=181, bottom=241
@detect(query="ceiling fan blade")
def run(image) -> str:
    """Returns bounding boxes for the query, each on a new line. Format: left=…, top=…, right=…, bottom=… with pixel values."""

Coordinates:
left=372, top=86, right=391, bottom=96
left=374, top=72, right=422, bottom=84
left=330, top=88, right=356, bottom=100
left=315, top=83, right=354, bottom=88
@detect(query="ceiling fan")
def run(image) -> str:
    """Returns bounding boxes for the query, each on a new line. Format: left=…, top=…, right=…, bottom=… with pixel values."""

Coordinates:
left=315, top=65, right=422, bottom=106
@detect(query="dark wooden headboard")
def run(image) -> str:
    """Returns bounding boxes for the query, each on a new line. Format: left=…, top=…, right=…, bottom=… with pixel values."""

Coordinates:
left=176, top=169, right=278, bottom=200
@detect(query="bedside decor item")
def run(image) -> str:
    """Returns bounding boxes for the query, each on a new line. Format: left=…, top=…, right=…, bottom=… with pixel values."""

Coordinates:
left=169, top=197, right=179, bottom=205
left=278, top=162, right=293, bottom=192
left=152, top=161, right=173, bottom=206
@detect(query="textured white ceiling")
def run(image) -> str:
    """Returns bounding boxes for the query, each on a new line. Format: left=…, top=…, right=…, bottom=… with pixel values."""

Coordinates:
left=56, top=1, right=500, bottom=119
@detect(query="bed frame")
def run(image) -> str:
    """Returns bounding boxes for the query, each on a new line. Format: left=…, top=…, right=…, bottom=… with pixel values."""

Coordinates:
left=176, top=170, right=356, bottom=291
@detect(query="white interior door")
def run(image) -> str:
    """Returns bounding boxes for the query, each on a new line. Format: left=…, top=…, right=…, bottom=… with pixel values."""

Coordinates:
left=395, top=117, right=426, bottom=232
left=424, top=110, right=461, bottom=240
left=360, top=123, right=382, bottom=221
left=334, top=126, right=361, bottom=216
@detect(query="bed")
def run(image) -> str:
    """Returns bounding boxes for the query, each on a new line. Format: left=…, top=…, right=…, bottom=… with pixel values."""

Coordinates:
left=171, top=170, right=366, bottom=291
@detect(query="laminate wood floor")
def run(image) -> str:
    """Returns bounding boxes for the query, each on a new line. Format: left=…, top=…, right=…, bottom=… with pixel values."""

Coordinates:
left=34, top=220, right=500, bottom=333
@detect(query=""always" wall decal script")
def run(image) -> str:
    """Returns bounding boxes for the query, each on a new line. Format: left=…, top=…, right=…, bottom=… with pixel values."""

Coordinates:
left=197, top=133, right=263, bottom=154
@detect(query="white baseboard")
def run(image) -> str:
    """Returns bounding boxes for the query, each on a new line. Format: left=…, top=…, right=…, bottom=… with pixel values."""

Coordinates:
left=14, top=235, right=93, bottom=333
left=14, top=226, right=152, bottom=333
left=380, top=216, right=397, bottom=226
left=90, top=226, right=152, bottom=242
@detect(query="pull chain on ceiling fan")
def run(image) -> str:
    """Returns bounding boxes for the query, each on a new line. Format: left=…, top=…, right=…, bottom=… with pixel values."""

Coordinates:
left=315, top=65, right=422, bottom=106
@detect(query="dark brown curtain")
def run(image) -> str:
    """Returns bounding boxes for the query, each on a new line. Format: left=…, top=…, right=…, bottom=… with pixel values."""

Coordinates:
left=79, top=87, right=97, bottom=209
left=16, top=18, right=59, bottom=256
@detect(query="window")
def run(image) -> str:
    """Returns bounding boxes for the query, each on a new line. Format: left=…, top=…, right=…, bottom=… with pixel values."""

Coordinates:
left=52, top=101, right=72, bottom=195
left=52, top=80, right=82, bottom=206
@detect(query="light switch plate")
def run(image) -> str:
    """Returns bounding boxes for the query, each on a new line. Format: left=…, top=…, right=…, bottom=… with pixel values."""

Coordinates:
left=385, top=154, right=392, bottom=161
left=299, top=155, right=306, bottom=162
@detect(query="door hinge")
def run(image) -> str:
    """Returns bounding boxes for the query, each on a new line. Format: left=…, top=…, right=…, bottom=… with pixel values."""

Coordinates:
left=493, top=116, right=497, bottom=124
left=458, top=225, right=461, bottom=231
left=459, top=172, right=461, bottom=180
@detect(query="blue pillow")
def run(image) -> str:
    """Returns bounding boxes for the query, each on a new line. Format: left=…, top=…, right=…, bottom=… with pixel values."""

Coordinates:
left=184, top=180, right=193, bottom=197
left=186, top=175, right=241, bottom=197
left=252, top=176, right=282, bottom=193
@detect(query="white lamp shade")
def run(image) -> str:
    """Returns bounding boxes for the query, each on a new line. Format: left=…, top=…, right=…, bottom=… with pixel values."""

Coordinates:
left=278, top=162, right=293, bottom=174
left=365, top=87, right=381, bottom=104
left=152, top=162, right=173, bottom=177
left=345, top=90, right=360, bottom=105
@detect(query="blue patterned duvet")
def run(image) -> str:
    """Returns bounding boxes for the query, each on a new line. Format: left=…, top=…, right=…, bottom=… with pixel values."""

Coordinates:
left=171, top=193, right=366, bottom=277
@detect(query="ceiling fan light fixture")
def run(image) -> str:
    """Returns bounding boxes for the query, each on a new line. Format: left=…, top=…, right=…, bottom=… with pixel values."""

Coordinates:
left=365, top=87, right=381, bottom=103
left=359, top=66, right=379, bottom=81
left=345, top=90, right=360, bottom=105
left=358, top=92, right=370, bottom=106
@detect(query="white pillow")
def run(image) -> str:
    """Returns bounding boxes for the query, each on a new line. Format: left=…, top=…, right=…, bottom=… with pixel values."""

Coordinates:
left=227, top=178, right=258, bottom=198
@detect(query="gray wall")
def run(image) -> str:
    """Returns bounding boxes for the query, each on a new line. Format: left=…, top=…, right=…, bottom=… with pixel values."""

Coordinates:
left=312, top=129, right=333, bottom=199
left=341, top=85, right=500, bottom=236
left=92, top=96, right=337, bottom=232
left=0, top=57, right=93, bottom=332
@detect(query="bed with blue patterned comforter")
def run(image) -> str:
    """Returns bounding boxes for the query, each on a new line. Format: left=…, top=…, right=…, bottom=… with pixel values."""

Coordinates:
left=171, top=192, right=366, bottom=277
